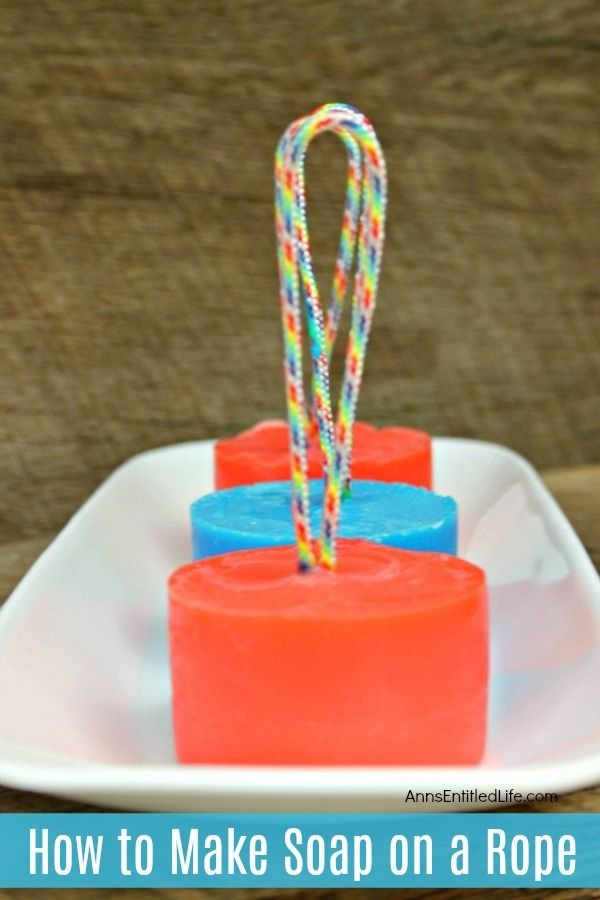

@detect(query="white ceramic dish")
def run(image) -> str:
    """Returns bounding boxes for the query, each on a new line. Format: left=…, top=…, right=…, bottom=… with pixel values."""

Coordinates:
left=0, top=438, right=598, bottom=811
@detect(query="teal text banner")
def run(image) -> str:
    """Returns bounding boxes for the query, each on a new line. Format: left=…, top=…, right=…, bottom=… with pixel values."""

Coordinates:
left=0, top=813, right=598, bottom=888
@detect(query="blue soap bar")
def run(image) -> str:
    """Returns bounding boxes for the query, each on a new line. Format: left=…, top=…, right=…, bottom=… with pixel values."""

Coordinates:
left=191, top=480, right=457, bottom=560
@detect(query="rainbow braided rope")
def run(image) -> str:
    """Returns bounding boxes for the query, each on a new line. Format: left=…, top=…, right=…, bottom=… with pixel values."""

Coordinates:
left=292, top=108, right=364, bottom=361
left=275, top=103, right=387, bottom=571
left=319, top=108, right=387, bottom=567
left=277, top=107, right=364, bottom=466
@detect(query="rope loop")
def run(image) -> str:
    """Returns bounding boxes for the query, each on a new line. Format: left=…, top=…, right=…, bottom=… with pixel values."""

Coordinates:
left=275, top=103, right=387, bottom=571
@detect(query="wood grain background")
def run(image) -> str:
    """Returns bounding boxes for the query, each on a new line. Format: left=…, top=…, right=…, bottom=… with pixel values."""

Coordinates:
left=1, top=0, right=599, bottom=548
left=0, top=0, right=598, bottom=897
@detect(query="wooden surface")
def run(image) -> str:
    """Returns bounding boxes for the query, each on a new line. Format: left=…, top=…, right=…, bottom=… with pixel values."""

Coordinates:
left=0, top=0, right=598, bottom=897
left=1, top=890, right=600, bottom=900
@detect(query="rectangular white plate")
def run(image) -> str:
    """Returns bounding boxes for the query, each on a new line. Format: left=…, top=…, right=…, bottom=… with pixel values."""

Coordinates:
left=0, top=438, right=599, bottom=811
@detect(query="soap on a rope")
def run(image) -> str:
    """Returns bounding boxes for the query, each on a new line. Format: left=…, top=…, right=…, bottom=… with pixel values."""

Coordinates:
left=169, top=539, right=488, bottom=765
left=215, top=419, right=431, bottom=490
left=170, top=105, right=490, bottom=769
left=191, top=479, right=457, bottom=560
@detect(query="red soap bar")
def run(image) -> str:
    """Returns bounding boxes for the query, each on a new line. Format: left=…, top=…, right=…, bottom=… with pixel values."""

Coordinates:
left=169, top=539, right=488, bottom=765
left=215, top=419, right=431, bottom=489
